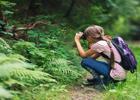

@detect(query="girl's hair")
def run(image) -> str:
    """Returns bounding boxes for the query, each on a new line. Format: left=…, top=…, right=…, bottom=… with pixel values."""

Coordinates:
left=84, top=25, right=104, bottom=38
left=84, top=25, right=111, bottom=41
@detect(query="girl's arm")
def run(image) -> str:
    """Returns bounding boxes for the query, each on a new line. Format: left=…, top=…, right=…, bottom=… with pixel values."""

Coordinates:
left=90, top=53, right=101, bottom=59
left=74, top=32, right=97, bottom=58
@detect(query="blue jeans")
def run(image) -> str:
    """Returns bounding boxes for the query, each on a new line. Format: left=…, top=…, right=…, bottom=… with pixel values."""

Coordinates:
left=81, top=57, right=112, bottom=82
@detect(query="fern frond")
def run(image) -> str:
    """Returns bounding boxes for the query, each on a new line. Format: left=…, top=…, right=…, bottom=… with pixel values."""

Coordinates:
left=0, top=87, right=13, bottom=99
left=0, top=54, right=35, bottom=69
left=0, top=38, right=12, bottom=54
left=0, top=54, right=56, bottom=84
left=11, top=69, right=57, bottom=84
left=8, top=54, right=28, bottom=61
left=0, top=55, right=23, bottom=64
left=45, top=58, right=82, bottom=82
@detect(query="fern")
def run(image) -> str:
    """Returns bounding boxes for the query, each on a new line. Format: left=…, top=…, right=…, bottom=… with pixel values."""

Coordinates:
left=0, top=39, right=57, bottom=85
left=44, top=58, right=82, bottom=83
left=0, top=54, right=34, bottom=69
left=0, top=87, right=13, bottom=99
left=11, top=68, right=56, bottom=84
left=0, top=54, right=57, bottom=85
left=0, top=38, right=12, bottom=54
left=4, top=79, right=26, bottom=90
left=12, top=41, right=46, bottom=65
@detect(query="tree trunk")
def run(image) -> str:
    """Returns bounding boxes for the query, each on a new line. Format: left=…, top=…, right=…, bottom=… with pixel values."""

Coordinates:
left=0, top=9, right=3, bottom=20
left=0, top=8, right=7, bottom=33
left=25, top=0, right=36, bottom=18
left=42, top=0, right=48, bottom=9
left=64, top=0, right=75, bottom=17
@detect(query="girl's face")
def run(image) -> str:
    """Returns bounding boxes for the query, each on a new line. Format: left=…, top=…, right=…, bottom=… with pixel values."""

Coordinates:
left=86, top=35, right=94, bottom=44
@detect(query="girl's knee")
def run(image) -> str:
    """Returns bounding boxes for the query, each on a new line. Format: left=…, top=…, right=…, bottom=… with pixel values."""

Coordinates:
left=81, top=58, right=88, bottom=66
left=81, top=57, right=95, bottom=67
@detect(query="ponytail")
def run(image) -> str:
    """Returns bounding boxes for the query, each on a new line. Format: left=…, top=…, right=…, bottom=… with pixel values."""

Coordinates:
left=101, top=35, right=112, bottom=41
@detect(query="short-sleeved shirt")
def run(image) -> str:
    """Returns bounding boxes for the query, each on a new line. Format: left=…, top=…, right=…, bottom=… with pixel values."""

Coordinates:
left=91, top=40, right=127, bottom=80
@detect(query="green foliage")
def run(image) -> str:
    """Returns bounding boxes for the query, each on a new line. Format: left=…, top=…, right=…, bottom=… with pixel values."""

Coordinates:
left=0, top=87, right=13, bottom=99
left=0, top=38, right=12, bottom=54
left=0, top=54, right=56, bottom=85
left=108, top=0, right=139, bottom=18
left=13, top=84, right=69, bottom=100
left=44, top=58, right=82, bottom=84
left=0, top=20, right=14, bottom=36
left=0, top=1, right=16, bottom=9
left=0, top=52, right=57, bottom=99
left=11, top=23, right=84, bottom=86
left=12, top=41, right=46, bottom=65
left=107, top=16, right=130, bottom=37
left=27, top=24, right=65, bottom=49
left=0, top=0, right=16, bottom=17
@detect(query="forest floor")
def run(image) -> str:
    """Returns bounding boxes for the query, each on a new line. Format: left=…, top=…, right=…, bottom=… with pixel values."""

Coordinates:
left=68, top=74, right=105, bottom=100
left=69, top=84, right=104, bottom=100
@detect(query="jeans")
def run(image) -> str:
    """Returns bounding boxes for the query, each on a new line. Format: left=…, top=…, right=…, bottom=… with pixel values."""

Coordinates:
left=81, top=57, right=112, bottom=83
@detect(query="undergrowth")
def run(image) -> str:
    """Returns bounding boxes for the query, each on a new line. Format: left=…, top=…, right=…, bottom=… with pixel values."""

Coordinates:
left=0, top=20, right=85, bottom=99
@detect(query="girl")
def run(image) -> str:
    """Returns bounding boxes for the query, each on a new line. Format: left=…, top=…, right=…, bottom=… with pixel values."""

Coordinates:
left=74, top=25, right=127, bottom=85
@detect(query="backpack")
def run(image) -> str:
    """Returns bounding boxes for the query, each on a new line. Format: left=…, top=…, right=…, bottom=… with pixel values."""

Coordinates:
left=111, top=37, right=137, bottom=73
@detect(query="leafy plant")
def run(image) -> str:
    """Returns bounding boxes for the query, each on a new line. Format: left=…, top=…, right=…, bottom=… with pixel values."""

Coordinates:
left=0, top=0, right=16, bottom=17
left=0, top=38, right=12, bottom=54
left=0, top=54, right=56, bottom=85
left=12, top=41, right=46, bottom=65
left=0, top=87, right=13, bottom=99
left=44, top=58, right=82, bottom=84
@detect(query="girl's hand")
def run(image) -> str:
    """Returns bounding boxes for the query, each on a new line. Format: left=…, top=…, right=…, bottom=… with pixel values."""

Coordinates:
left=74, top=32, right=83, bottom=41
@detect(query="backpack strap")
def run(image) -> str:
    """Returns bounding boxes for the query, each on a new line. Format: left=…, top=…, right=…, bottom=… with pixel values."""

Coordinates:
left=106, top=41, right=114, bottom=69
left=100, top=52, right=120, bottom=64
left=99, top=39, right=121, bottom=68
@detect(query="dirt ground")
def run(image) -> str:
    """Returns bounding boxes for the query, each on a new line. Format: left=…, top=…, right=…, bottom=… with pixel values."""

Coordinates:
left=68, top=75, right=105, bottom=100
left=69, top=85, right=104, bottom=100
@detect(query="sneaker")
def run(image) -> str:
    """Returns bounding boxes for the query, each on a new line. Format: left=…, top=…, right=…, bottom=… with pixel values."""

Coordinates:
left=87, top=78, right=102, bottom=85
left=112, top=79, right=126, bottom=83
